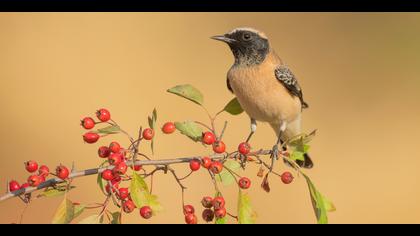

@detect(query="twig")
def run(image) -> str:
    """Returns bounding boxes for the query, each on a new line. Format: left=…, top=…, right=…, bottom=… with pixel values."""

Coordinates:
left=194, top=121, right=213, bottom=132
left=0, top=151, right=272, bottom=202
left=218, top=121, right=228, bottom=141
left=208, top=170, right=221, bottom=194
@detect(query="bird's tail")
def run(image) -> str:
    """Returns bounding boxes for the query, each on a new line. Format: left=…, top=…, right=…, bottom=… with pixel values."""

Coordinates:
left=281, top=145, right=314, bottom=169
left=270, top=120, right=314, bottom=169
left=295, top=153, right=314, bottom=169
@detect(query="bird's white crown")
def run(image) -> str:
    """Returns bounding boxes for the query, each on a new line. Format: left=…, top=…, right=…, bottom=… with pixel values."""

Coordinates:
left=228, top=27, right=268, bottom=39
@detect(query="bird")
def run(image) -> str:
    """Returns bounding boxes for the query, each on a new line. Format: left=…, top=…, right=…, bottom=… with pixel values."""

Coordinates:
left=211, top=27, right=313, bottom=169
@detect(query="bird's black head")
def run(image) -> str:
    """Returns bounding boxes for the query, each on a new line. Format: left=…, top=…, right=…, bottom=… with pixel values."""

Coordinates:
left=211, top=27, right=270, bottom=66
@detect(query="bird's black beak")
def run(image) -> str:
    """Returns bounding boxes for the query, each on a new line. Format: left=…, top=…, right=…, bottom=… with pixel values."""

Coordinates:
left=211, top=35, right=236, bottom=44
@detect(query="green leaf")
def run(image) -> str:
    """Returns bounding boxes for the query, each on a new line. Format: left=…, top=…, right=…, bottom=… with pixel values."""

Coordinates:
left=287, top=130, right=317, bottom=147
left=110, top=212, right=121, bottom=224
left=130, top=172, right=163, bottom=214
left=324, top=197, right=336, bottom=212
left=148, top=117, right=154, bottom=130
left=73, top=204, right=86, bottom=219
left=52, top=197, right=75, bottom=224
left=148, top=108, right=158, bottom=154
left=148, top=108, right=157, bottom=129
left=37, top=186, right=75, bottom=198
left=96, top=125, right=121, bottom=134
left=289, top=137, right=310, bottom=162
left=174, top=121, right=203, bottom=142
left=302, top=173, right=334, bottom=224
left=215, top=160, right=241, bottom=186
left=97, top=173, right=108, bottom=196
left=152, top=108, right=157, bottom=123
left=148, top=194, right=164, bottom=214
left=78, top=214, right=104, bottom=224
left=237, top=190, right=257, bottom=224
left=223, top=97, right=244, bottom=115
left=167, top=84, right=204, bottom=105
left=290, top=150, right=305, bottom=162
left=215, top=217, right=227, bottom=224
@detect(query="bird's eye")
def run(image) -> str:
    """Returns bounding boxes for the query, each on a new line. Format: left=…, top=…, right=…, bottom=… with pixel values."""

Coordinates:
left=242, top=33, right=252, bottom=41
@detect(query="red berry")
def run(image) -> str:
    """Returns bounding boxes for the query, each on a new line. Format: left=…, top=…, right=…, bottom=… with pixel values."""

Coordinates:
left=142, top=128, right=154, bottom=140
left=105, top=182, right=119, bottom=194
left=9, top=180, right=20, bottom=192
left=212, top=196, right=225, bottom=210
left=202, top=209, right=215, bottom=222
left=111, top=176, right=122, bottom=185
left=27, top=175, right=42, bottom=187
left=56, top=165, right=70, bottom=180
left=118, top=188, right=129, bottom=200
left=122, top=200, right=136, bottom=213
left=201, top=196, right=213, bottom=208
left=109, top=142, right=121, bottom=153
left=238, top=142, right=251, bottom=155
left=162, top=122, right=176, bottom=134
left=201, top=157, right=212, bottom=169
left=238, top=177, right=251, bottom=189
left=202, top=132, right=216, bottom=145
left=108, top=153, right=123, bottom=166
left=210, top=161, right=223, bottom=174
left=101, top=169, right=114, bottom=181
left=189, top=159, right=201, bottom=172
left=281, top=171, right=294, bottom=184
left=98, top=146, right=111, bottom=158
left=214, top=207, right=226, bottom=219
left=131, top=164, right=142, bottom=171
left=139, top=206, right=153, bottom=219
left=113, top=162, right=128, bottom=175
left=183, top=205, right=195, bottom=215
left=96, top=108, right=111, bottom=122
left=81, top=117, right=95, bottom=130
left=38, top=165, right=49, bottom=177
left=20, top=183, right=30, bottom=189
left=185, top=213, right=198, bottom=224
left=25, top=160, right=38, bottom=173
left=39, top=175, right=46, bottom=183
left=83, top=132, right=100, bottom=144
left=212, top=141, right=226, bottom=154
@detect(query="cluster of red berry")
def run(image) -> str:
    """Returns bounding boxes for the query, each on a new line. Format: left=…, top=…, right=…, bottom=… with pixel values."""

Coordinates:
left=81, top=108, right=160, bottom=220
left=202, top=196, right=226, bottom=222
left=82, top=108, right=293, bottom=223
left=189, top=156, right=223, bottom=175
left=181, top=195, right=227, bottom=224
left=82, top=108, right=156, bottom=144
left=8, top=161, right=69, bottom=193
left=201, top=131, right=226, bottom=154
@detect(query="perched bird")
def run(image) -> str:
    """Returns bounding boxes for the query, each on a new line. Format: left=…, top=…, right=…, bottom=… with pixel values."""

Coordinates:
left=211, top=27, right=313, bottom=169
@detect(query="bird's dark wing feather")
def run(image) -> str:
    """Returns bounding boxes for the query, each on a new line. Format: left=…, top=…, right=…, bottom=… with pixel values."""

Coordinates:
left=227, top=77, right=233, bottom=93
left=274, top=65, right=308, bottom=109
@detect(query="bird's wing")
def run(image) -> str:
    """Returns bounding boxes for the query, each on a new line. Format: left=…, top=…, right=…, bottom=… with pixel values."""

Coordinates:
left=274, top=65, right=308, bottom=109
left=227, top=76, right=233, bottom=93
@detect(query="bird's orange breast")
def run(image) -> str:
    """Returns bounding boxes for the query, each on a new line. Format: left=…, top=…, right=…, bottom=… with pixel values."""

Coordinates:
left=227, top=53, right=301, bottom=124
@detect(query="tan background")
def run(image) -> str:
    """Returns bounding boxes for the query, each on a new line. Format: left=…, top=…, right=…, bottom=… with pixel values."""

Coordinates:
left=0, top=13, right=419, bottom=224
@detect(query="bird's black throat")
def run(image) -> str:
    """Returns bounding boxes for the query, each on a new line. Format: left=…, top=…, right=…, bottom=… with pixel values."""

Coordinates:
left=229, top=38, right=269, bottom=67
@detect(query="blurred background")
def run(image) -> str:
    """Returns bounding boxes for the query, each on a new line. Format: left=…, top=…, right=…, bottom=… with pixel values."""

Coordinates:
left=0, top=13, right=419, bottom=224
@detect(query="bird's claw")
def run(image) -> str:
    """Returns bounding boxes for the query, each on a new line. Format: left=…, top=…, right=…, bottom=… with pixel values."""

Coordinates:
left=270, top=144, right=280, bottom=160
left=269, top=144, right=279, bottom=172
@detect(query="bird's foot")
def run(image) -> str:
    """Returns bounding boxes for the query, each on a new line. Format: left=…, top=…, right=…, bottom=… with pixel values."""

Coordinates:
left=269, top=144, right=279, bottom=172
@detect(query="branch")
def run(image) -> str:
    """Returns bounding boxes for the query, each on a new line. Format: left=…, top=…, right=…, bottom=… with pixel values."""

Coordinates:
left=0, top=150, right=273, bottom=202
